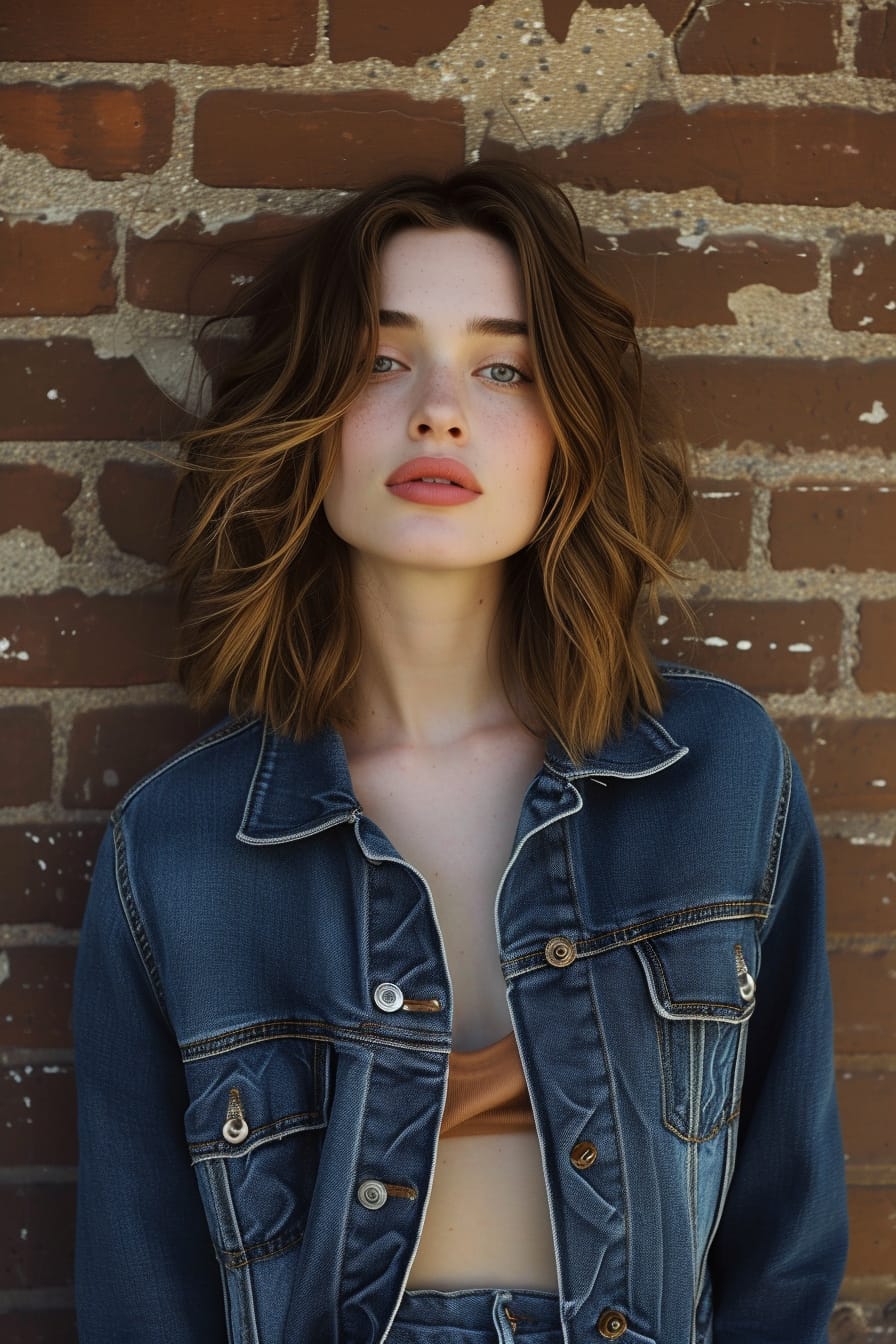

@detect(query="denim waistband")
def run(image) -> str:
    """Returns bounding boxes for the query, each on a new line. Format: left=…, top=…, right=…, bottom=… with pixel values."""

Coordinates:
left=387, top=1288, right=563, bottom=1342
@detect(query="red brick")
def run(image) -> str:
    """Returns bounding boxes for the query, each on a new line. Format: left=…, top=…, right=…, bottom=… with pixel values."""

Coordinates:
left=777, top=718, right=896, bottom=814
left=856, top=2, right=896, bottom=78
left=0, top=708, right=52, bottom=807
left=0, top=824, right=104, bottom=926
left=0, top=590, right=177, bottom=688
left=0, top=1064, right=77, bottom=1166
left=648, top=599, right=841, bottom=693
left=680, top=478, right=752, bottom=569
left=676, top=1, right=839, bottom=75
left=770, top=484, right=895, bottom=570
left=0, top=340, right=191, bottom=441
left=0, top=1313, right=76, bottom=1344
left=0, top=213, right=116, bottom=317
left=0, top=465, right=81, bottom=556
left=328, top=0, right=492, bottom=64
left=97, top=460, right=179, bottom=564
left=824, top=838, right=896, bottom=937
left=62, top=703, right=217, bottom=809
left=831, top=950, right=896, bottom=1055
left=830, top=235, right=896, bottom=334
left=194, top=90, right=465, bottom=189
left=542, top=1, right=694, bottom=42
left=586, top=229, right=819, bottom=328
left=655, top=357, right=896, bottom=454
left=837, top=1069, right=896, bottom=1168
left=0, top=948, right=76, bottom=1052
left=0, top=0, right=316, bottom=65
left=857, top=601, right=896, bottom=693
left=845, top=1187, right=896, bottom=1279
left=0, top=1182, right=75, bottom=1289
left=125, top=213, right=297, bottom=315
left=0, top=82, right=174, bottom=181
left=481, top=103, right=896, bottom=208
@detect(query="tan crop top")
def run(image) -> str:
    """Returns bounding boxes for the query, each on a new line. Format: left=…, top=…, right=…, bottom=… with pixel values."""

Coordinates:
left=439, top=1032, right=536, bottom=1137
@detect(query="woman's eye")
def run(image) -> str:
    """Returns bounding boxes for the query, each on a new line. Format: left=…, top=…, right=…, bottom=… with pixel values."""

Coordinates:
left=372, top=355, right=400, bottom=374
left=481, top=362, right=528, bottom=386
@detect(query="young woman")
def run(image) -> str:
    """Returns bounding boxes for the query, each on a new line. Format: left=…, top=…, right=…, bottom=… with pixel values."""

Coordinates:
left=74, top=162, right=848, bottom=1344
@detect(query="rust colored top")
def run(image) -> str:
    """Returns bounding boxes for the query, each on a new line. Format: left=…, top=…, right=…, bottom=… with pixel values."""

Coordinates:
left=439, top=1031, right=536, bottom=1137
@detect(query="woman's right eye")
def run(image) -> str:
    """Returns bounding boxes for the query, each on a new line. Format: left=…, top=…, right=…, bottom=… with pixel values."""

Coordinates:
left=371, top=355, right=400, bottom=375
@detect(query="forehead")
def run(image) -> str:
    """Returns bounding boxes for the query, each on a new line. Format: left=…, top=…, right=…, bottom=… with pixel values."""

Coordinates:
left=377, top=227, right=525, bottom=320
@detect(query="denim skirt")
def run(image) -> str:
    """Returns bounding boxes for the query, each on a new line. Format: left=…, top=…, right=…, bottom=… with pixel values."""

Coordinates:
left=386, top=1289, right=564, bottom=1343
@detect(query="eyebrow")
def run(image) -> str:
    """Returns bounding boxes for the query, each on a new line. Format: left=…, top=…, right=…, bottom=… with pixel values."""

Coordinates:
left=378, top=308, right=529, bottom=338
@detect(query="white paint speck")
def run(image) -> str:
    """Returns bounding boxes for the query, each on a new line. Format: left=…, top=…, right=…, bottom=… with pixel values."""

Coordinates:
left=19, top=1228, right=28, bottom=1241
left=852, top=261, right=865, bottom=276
left=787, top=643, right=812, bottom=653
left=656, top=614, right=669, bottom=626
left=0, top=952, right=9, bottom=987
left=102, top=768, right=119, bottom=788
left=699, top=490, right=737, bottom=499
left=858, top=400, right=889, bottom=424
left=704, top=636, right=728, bottom=647
left=46, top=388, right=60, bottom=400
left=735, top=640, right=752, bottom=651
left=858, top=316, right=874, bottom=327
left=0, top=638, right=30, bottom=662
left=869, top=779, right=888, bottom=788
left=676, top=232, right=707, bottom=251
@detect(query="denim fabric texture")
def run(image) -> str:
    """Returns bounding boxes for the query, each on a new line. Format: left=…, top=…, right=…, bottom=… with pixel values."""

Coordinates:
left=73, top=663, right=848, bottom=1344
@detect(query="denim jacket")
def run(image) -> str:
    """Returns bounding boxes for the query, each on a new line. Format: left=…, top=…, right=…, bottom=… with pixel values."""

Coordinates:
left=74, top=663, right=848, bottom=1344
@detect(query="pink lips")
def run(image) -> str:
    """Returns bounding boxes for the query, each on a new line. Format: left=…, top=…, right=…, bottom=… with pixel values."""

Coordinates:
left=386, top=456, right=482, bottom=507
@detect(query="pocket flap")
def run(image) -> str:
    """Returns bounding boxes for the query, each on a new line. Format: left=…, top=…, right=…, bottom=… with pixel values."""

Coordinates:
left=634, top=923, right=758, bottom=1025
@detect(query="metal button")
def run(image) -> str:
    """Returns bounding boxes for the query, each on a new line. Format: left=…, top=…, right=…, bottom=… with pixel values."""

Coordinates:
left=222, top=1116, right=249, bottom=1144
left=571, top=1140, right=597, bottom=1170
left=596, top=1308, right=628, bottom=1338
left=357, top=1179, right=388, bottom=1209
left=373, top=982, right=404, bottom=1012
left=545, top=935, right=576, bottom=967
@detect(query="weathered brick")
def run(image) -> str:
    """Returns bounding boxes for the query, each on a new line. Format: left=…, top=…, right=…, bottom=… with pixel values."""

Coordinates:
left=845, top=1187, right=896, bottom=1279
left=675, top=0, right=839, bottom=75
left=194, top=90, right=465, bottom=188
left=824, top=838, right=896, bottom=937
left=770, top=484, right=895, bottom=570
left=542, top=0, right=694, bottom=42
left=656, top=358, right=896, bottom=454
left=0, top=948, right=76, bottom=1051
left=680, top=478, right=752, bottom=569
left=0, top=464, right=81, bottom=556
left=97, top=460, right=179, bottom=564
left=857, top=601, right=896, bottom=694
left=0, top=1312, right=76, bottom=1344
left=777, top=719, right=896, bottom=814
left=0, top=590, right=177, bottom=687
left=0, top=824, right=103, bottom=926
left=0, top=1182, right=75, bottom=1290
left=62, top=703, right=217, bottom=809
left=328, top=0, right=489, bottom=64
left=830, top=235, right=896, bottom=334
left=830, top=1300, right=896, bottom=1343
left=0, top=0, right=316, bottom=65
left=648, top=600, right=841, bottom=693
left=856, top=2, right=896, bottom=78
left=831, top=950, right=896, bottom=1055
left=0, top=708, right=52, bottom=807
left=125, top=213, right=296, bottom=315
left=837, top=1070, right=896, bottom=1168
left=0, top=340, right=190, bottom=441
left=0, top=82, right=174, bottom=181
left=0, top=1064, right=76, bottom=1166
left=0, top=213, right=116, bottom=317
left=481, top=104, right=896, bottom=208
left=586, top=229, right=819, bottom=328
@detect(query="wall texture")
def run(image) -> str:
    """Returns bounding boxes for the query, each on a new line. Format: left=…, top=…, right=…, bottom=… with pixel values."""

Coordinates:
left=1, top=1, right=894, bottom=1339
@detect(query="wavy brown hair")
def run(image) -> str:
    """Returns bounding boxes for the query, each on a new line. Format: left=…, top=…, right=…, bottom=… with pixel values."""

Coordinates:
left=172, top=161, right=694, bottom=765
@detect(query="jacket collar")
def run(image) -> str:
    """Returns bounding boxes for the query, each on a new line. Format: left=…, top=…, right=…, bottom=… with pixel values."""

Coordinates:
left=237, top=711, right=687, bottom=846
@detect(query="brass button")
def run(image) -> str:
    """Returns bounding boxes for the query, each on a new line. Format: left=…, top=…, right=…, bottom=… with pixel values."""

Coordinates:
left=545, top=935, right=576, bottom=967
left=596, top=1309, right=628, bottom=1338
left=571, top=1139, right=597, bottom=1169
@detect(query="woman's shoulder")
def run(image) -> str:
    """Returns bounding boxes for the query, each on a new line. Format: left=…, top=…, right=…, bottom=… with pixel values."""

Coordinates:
left=652, top=659, right=790, bottom=774
left=114, top=714, right=263, bottom=821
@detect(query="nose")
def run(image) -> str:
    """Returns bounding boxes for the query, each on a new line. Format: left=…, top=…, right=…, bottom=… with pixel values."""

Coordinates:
left=408, top=366, right=468, bottom=444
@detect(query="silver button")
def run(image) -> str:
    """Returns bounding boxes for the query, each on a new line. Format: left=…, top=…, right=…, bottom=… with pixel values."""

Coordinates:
left=357, top=1179, right=388, bottom=1209
left=373, top=982, right=404, bottom=1012
left=545, top=935, right=577, bottom=967
left=222, top=1116, right=249, bottom=1144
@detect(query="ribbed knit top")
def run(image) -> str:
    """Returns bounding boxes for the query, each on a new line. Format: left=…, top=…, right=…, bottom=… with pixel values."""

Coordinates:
left=439, top=1032, right=536, bottom=1137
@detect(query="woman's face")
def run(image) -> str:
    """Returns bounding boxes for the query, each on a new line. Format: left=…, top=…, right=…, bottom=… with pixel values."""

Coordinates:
left=323, top=227, right=556, bottom=574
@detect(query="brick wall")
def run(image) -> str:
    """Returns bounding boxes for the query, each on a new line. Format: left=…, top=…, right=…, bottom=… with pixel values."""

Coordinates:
left=1, top=2, right=894, bottom=1338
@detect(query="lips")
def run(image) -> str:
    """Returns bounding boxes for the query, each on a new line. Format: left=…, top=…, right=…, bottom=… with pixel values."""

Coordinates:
left=385, top=456, right=482, bottom=493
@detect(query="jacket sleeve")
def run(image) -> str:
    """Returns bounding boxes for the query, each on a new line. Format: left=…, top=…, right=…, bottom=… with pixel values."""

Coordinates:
left=74, top=818, right=226, bottom=1341
left=707, top=748, right=849, bottom=1343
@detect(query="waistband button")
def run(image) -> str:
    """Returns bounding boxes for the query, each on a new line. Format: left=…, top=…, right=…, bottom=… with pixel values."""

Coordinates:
left=545, top=935, right=576, bottom=967
left=596, top=1309, right=628, bottom=1338
left=357, top=1179, right=388, bottom=1209
left=373, top=982, right=404, bottom=1012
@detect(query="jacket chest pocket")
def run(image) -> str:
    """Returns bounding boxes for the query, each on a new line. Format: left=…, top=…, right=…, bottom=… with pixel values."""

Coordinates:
left=184, top=1037, right=330, bottom=1267
left=634, top=922, right=759, bottom=1143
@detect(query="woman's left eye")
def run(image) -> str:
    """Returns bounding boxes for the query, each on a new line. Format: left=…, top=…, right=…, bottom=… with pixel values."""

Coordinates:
left=372, top=355, right=401, bottom=374
left=480, top=362, right=528, bottom=386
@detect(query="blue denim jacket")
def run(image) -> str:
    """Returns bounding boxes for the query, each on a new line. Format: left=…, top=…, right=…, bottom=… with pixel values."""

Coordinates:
left=74, top=663, right=848, bottom=1344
